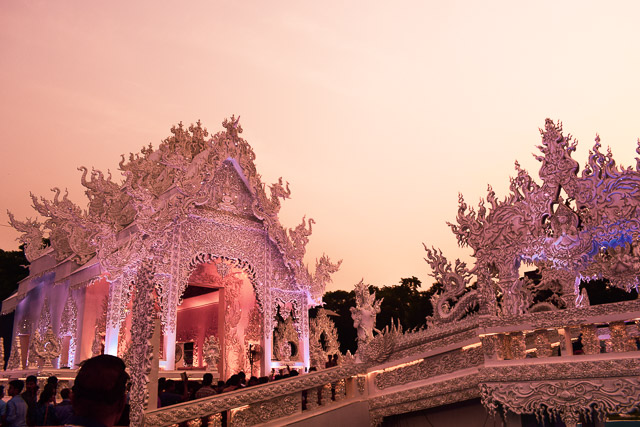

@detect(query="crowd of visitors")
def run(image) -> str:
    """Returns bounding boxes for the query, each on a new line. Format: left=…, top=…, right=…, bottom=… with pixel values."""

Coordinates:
left=1, top=354, right=129, bottom=427
left=157, top=365, right=308, bottom=408
left=0, top=353, right=341, bottom=426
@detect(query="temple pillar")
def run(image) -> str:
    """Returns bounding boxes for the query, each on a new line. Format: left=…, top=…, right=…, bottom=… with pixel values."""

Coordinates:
left=301, top=333, right=310, bottom=369
left=147, top=317, right=162, bottom=411
left=162, top=331, right=176, bottom=370
left=262, top=328, right=272, bottom=376
left=104, top=323, right=120, bottom=356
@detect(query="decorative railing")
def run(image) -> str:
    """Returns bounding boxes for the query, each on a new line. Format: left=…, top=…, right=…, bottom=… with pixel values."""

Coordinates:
left=143, top=364, right=367, bottom=426
left=143, top=300, right=640, bottom=426
left=478, top=299, right=640, bottom=361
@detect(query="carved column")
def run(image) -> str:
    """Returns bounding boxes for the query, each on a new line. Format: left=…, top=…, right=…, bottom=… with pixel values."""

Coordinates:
left=128, top=261, right=157, bottom=427
left=261, top=294, right=274, bottom=377
left=300, top=301, right=310, bottom=370
left=105, top=280, right=122, bottom=356
left=510, top=332, right=526, bottom=359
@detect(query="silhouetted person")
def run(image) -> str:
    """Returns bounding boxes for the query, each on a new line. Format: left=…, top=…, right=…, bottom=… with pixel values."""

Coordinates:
left=5, top=380, right=27, bottom=427
left=159, top=380, right=187, bottom=407
left=54, top=388, right=73, bottom=425
left=0, top=385, right=6, bottom=420
left=222, top=375, right=240, bottom=392
left=195, top=373, right=216, bottom=399
left=21, top=375, right=38, bottom=427
left=45, top=377, right=58, bottom=396
left=35, top=384, right=58, bottom=426
left=325, top=355, right=332, bottom=369
left=71, top=354, right=129, bottom=427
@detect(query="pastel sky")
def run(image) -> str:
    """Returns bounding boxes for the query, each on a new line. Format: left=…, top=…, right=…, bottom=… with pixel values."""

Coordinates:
left=2, top=1, right=640, bottom=292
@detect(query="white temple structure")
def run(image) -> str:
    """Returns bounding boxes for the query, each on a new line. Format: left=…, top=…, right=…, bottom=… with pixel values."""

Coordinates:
left=4, top=117, right=340, bottom=388
left=4, top=118, right=640, bottom=426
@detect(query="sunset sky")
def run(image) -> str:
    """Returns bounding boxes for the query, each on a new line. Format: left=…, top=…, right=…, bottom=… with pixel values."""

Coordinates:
left=2, top=1, right=640, bottom=293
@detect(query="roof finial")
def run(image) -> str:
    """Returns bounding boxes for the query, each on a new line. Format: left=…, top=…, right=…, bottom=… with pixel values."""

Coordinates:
left=222, top=115, right=242, bottom=138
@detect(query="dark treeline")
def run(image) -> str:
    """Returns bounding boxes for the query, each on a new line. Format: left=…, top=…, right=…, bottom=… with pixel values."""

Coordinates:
left=319, top=277, right=446, bottom=354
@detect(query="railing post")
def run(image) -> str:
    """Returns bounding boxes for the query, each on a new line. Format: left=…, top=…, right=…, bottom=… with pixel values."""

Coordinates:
left=609, top=321, right=630, bottom=353
left=534, top=329, right=552, bottom=358
left=345, top=376, right=357, bottom=398
left=580, top=324, right=600, bottom=355
left=559, top=328, right=573, bottom=356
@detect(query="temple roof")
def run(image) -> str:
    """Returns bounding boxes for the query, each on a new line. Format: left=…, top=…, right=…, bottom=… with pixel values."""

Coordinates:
left=8, top=116, right=339, bottom=307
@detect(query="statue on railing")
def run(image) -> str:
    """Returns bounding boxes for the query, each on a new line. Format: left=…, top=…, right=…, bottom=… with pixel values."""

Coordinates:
left=350, top=280, right=383, bottom=345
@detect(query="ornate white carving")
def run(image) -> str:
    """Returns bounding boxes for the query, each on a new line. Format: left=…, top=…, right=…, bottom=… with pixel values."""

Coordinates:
left=374, top=347, right=484, bottom=390
left=129, top=261, right=159, bottom=427
left=32, top=327, right=61, bottom=368
left=437, top=119, right=640, bottom=318
left=59, top=293, right=78, bottom=367
left=6, top=336, right=21, bottom=370
left=423, top=248, right=479, bottom=324
left=309, top=309, right=340, bottom=369
left=481, top=378, right=640, bottom=426
left=6, top=212, right=47, bottom=262
left=274, top=314, right=300, bottom=362
left=202, top=335, right=220, bottom=372
left=350, top=280, right=383, bottom=345
left=10, top=116, right=339, bottom=339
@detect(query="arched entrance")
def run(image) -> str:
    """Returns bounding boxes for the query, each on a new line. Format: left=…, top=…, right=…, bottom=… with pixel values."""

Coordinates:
left=172, top=257, right=263, bottom=379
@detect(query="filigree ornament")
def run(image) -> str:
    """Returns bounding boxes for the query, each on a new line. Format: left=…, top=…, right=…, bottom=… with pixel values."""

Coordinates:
left=59, top=294, right=78, bottom=367
left=6, top=336, right=21, bottom=370
left=128, top=261, right=159, bottom=427
left=36, top=298, right=52, bottom=336
left=203, top=335, right=220, bottom=372
left=231, top=393, right=299, bottom=425
left=374, top=346, right=483, bottom=390
left=309, top=309, right=340, bottom=369
left=274, top=314, right=300, bottom=362
left=481, top=378, right=640, bottom=426
left=6, top=212, right=46, bottom=262
left=32, top=327, right=61, bottom=368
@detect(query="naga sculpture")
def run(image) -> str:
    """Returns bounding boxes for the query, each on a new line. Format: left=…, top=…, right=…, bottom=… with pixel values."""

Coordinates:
left=423, top=247, right=479, bottom=324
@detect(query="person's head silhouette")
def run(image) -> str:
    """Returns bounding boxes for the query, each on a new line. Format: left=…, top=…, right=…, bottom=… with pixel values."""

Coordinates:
left=72, top=355, right=129, bottom=427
